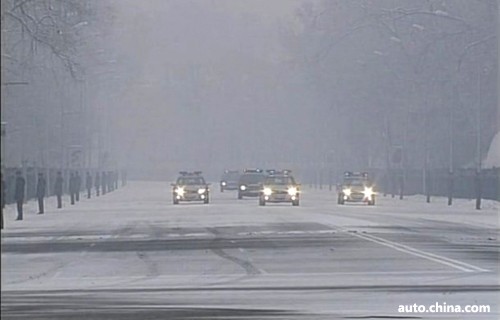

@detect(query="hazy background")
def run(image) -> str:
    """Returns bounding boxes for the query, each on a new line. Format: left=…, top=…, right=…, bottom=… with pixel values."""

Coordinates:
left=1, top=0, right=498, bottom=181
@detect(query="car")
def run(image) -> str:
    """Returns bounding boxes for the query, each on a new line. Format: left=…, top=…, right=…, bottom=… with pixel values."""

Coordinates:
left=171, top=171, right=210, bottom=204
left=337, top=172, right=375, bottom=205
left=219, top=170, right=240, bottom=192
left=259, top=170, right=300, bottom=206
left=237, top=168, right=267, bottom=199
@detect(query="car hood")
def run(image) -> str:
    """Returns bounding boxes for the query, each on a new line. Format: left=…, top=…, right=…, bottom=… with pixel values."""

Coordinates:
left=175, top=185, right=207, bottom=191
left=265, top=184, right=296, bottom=190
left=343, top=185, right=367, bottom=192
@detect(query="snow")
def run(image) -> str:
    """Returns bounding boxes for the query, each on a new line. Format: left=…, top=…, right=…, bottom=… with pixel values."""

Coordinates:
left=1, top=182, right=498, bottom=318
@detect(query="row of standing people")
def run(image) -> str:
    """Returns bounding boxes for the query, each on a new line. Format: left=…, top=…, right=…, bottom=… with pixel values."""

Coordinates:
left=1, top=170, right=124, bottom=229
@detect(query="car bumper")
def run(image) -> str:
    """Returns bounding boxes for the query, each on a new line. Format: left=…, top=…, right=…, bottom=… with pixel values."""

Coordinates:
left=342, top=193, right=371, bottom=202
left=263, top=193, right=298, bottom=202
left=174, top=193, right=208, bottom=201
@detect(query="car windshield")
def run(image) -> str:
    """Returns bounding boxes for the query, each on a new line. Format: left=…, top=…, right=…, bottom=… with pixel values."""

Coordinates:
left=345, top=179, right=366, bottom=186
left=177, top=177, right=206, bottom=185
left=222, top=172, right=240, bottom=181
left=265, top=176, right=296, bottom=185
left=239, top=174, right=266, bottom=184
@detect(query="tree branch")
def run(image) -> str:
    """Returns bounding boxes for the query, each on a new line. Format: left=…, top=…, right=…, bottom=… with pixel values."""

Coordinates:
left=457, top=34, right=496, bottom=72
left=5, top=10, right=80, bottom=79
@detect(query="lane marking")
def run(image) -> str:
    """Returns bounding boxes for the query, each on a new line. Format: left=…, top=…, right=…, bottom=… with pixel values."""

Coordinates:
left=236, top=230, right=336, bottom=236
left=184, top=233, right=212, bottom=237
left=2, top=230, right=337, bottom=243
left=344, top=229, right=488, bottom=273
left=34, top=268, right=462, bottom=286
left=36, top=270, right=464, bottom=282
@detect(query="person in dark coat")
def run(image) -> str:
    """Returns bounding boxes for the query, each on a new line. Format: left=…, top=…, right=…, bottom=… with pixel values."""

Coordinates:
left=54, top=171, right=64, bottom=209
left=107, top=171, right=113, bottom=192
left=94, top=172, right=100, bottom=196
left=1, top=173, right=5, bottom=229
left=69, top=172, right=76, bottom=205
left=86, top=172, right=92, bottom=199
left=114, top=171, right=119, bottom=190
left=75, top=171, right=81, bottom=202
left=14, top=171, right=25, bottom=220
left=121, top=169, right=126, bottom=187
left=101, top=171, right=107, bottom=195
left=36, top=173, right=46, bottom=214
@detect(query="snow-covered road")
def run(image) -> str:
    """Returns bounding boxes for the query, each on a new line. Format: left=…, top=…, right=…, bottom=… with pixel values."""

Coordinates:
left=1, top=181, right=499, bottom=319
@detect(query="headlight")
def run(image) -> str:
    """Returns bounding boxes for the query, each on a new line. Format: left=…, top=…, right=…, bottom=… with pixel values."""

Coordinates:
left=221, top=181, right=227, bottom=186
left=240, top=185, right=246, bottom=191
left=343, top=188, right=351, bottom=196
left=263, top=187, right=272, bottom=196
left=175, top=187, right=185, bottom=196
left=287, top=187, right=298, bottom=196
left=363, top=187, right=374, bottom=198
left=198, top=188, right=206, bottom=194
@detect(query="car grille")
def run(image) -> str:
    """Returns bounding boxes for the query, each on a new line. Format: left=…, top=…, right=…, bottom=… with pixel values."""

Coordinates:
left=273, top=190, right=288, bottom=195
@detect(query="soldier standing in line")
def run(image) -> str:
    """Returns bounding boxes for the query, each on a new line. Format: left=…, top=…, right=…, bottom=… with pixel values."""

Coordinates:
left=75, top=171, right=82, bottom=202
left=94, top=171, right=100, bottom=196
left=1, top=173, right=5, bottom=229
left=121, top=169, right=126, bottom=187
left=36, top=173, right=46, bottom=214
left=106, top=171, right=111, bottom=192
left=109, top=171, right=113, bottom=192
left=14, top=171, right=25, bottom=220
left=69, top=172, right=76, bottom=205
left=108, top=171, right=113, bottom=192
left=54, top=171, right=64, bottom=209
left=114, top=171, right=119, bottom=190
left=86, top=172, right=92, bottom=199
left=101, top=171, right=107, bottom=195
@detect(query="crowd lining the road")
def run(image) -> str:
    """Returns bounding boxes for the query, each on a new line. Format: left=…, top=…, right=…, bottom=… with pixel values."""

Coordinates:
left=1, top=169, right=127, bottom=229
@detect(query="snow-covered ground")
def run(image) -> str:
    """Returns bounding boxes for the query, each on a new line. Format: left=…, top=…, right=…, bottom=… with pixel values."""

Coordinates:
left=1, top=181, right=499, bottom=319
left=2, top=181, right=498, bottom=231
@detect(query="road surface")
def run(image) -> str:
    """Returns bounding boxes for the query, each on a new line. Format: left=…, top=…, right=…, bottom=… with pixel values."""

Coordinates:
left=1, top=181, right=499, bottom=319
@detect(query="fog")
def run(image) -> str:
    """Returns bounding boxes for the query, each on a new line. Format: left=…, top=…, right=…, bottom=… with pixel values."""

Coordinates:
left=1, top=0, right=498, bottom=181
left=105, top=0, right=315, bottom=179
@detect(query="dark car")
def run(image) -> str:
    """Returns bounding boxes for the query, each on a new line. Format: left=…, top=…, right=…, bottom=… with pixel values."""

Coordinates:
left=172, top=171, right=210, bottom=204
left=337, top=172, right=375, bottom=205
left=220, top=170, right=240, bottom=192
left=259, top=170, right=300, bottom=206
left=237, top=169, right=267, bottom=199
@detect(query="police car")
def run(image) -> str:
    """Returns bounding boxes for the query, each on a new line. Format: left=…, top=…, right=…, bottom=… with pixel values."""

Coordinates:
left=259, top=170, right=300, bottom=206
left=337, top=172, right=375, bottom=205
left=219, top=170, right=240, bottom=192
left=237, top=169, right=267, bottom=199
left=172, top=171, right=210, bottom=204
